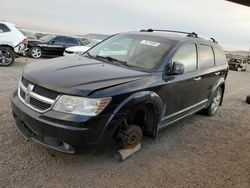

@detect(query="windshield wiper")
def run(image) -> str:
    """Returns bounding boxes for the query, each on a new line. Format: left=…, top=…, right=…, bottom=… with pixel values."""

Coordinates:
left=85, top=51, right=93, bottom=57
left=95, top=55, right=128, bottom=66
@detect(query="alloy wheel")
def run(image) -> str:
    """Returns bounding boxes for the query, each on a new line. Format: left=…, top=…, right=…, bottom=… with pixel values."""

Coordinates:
left=31, top=47, right=42, bottom=58
left=0, top=49, right=13, bottom=66
left=211, top=89, right=222, bottom=114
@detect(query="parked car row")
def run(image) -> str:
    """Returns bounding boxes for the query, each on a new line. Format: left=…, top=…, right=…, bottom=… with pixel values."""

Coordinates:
left=27, top=35, right=83, bottom=58
left=0, top=21, right=110, bottom=65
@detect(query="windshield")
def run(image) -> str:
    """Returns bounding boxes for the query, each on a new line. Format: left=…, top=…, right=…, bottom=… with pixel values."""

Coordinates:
left=40, top=35, right=55, bottom=42
left=86, top=34, right=175, bottom=71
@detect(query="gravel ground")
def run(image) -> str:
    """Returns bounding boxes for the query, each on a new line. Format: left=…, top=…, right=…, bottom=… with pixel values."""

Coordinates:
left=0, top=57, right=250, bottom=188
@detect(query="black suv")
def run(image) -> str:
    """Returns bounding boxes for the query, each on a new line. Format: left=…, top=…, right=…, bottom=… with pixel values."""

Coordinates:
left=11, top=29, right=228, bottom=154
left=27, top=35, right=82, bottom=58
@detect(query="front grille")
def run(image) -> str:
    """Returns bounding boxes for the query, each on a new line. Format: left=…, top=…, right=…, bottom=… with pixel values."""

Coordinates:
left=20, top=89, right=25, bottom=99
left=21, top=77, right=31, bottom=87
left=18, top=77, right=60, bottom=112
left=30, top=97, right=51, bottom=111
left=33, top=85, right=58, bottom=100
left=22, top=77, right=59, bottom=100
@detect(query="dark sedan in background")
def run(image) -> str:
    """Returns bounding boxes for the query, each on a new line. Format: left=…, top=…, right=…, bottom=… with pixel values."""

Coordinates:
left=27, top=35, right=83, bottom=58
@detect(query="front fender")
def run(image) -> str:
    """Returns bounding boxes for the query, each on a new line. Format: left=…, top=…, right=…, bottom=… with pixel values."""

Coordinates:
left=97, top=91, right=163, bottom=149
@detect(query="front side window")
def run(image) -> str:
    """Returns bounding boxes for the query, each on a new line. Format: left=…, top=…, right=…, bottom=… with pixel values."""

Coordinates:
left=199, top=45, right=215, bottom=69
left=86, top=34, right=175, bottom=71
left=172, top=43, right=197, bottom=73
left=0, top=24, right=11, bottom=33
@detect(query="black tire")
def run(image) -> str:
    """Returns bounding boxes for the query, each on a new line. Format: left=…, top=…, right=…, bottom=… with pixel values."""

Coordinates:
left=29, top=46, right=42, bottom=58
left=203, top=87, right=223, bottom=116
left=246, top=96, right=250, bottom=104
left=0, top=46, right=15, bottom=66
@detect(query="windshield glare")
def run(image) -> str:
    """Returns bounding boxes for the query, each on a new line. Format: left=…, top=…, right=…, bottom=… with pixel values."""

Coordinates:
left=86, top=34, right=174, bottom=71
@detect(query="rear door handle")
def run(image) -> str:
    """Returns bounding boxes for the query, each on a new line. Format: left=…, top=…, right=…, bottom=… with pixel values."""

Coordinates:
left=214, top=72, right=220, bottom=76
left=193, top=77, right=202, bottom=81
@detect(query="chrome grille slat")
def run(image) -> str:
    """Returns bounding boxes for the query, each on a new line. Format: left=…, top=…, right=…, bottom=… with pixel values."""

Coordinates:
left=18, top=77, right=59, bottom=113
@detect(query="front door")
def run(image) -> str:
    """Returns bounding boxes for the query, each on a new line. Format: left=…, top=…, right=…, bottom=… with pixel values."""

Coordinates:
left=159, top=43, right=206, bottom=126
left=46, top=37, right=66, bottom=56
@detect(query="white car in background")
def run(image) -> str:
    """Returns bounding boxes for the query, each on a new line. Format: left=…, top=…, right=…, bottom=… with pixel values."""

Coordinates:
left=0, top=22, right=28, bottom=66
left=63, top=45, right=90, bottom=56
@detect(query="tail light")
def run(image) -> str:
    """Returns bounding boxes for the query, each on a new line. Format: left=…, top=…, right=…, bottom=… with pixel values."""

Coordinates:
left=22, top=38, right=28, bottom=45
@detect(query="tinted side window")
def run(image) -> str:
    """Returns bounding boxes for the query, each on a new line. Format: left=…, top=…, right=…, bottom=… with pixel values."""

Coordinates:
left=173, top=44, right=197, bottom=73
left=214, top=48, right=227, bottom=66
left=0, top=24, right=11, bottom=33
left=53, top=37, right=66, bottom=45
left=65, top=38, right=79, bottom=45
left=199, top=45, right=215, bottom=69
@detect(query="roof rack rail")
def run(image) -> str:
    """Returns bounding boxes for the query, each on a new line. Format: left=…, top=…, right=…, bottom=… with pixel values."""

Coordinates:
left=140, top=28, right=198, bottom=38
left=210, top=37, right=218, bottom=44
left=140, top=29, right=218, bottom=44
left=198, top=35, right=218, bottom=44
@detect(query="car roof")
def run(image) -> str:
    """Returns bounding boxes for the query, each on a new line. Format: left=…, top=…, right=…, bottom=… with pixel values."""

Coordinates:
left=122, top=31, right=223, bottom=49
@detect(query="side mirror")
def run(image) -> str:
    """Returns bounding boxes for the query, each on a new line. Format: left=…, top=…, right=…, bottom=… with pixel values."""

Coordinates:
left=50, top=41, right=55, bottom=44
left=167, top=61, right=185, bottom=76
left=0, top=29, right=3, bottom=33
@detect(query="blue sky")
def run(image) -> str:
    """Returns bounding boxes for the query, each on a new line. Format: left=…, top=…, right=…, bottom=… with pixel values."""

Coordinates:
left=1, top=0, right=250, bottom=50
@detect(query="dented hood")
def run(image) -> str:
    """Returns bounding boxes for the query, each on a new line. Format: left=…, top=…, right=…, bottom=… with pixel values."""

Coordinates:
left=23, top=55, right=149, bottom=96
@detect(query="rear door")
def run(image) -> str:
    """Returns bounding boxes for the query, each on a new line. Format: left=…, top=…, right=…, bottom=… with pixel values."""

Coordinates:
left=47, top=37, right=66, bottom=56
left=195, top=44, right=217, bottom=102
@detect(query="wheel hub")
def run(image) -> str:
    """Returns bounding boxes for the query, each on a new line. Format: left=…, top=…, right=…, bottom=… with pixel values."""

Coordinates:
left=117, top=125, right=143, bottom=149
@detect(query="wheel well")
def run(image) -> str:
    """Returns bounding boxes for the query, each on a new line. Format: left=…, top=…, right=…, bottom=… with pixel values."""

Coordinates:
left=126, top=103, right=159, bottom=137
left=0, top=45, right=14, bottom=52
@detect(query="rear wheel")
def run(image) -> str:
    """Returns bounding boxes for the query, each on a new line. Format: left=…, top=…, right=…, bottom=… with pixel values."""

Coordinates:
left=30, top=47, right=42, bottom=58
left=0, top=46, right=15, bottom=66
left=204, top=87, right=222, bottom=116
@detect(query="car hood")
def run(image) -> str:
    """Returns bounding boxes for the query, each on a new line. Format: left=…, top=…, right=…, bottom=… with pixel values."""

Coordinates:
left=23, top=56, right=150, bottom=96
left=66, top=46, right=90, bottom=52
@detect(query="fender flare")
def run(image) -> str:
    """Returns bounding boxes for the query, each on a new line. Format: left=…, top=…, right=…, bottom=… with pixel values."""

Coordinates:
left=207, top=77, right=225, bottom=107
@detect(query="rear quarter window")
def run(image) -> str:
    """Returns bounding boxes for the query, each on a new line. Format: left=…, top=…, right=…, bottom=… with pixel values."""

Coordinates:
left=214, top=48, right=227, bottom=66
left=199, top=45, right=215, bottom=69
left=0, top=23, right=11, bottom=33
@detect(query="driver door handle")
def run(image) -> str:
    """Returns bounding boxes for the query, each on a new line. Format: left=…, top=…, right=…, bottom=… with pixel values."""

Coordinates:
left=193, top=77, right=202, bottom=81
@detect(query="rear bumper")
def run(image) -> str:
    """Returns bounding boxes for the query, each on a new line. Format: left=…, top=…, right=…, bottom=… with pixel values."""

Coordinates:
left=11, top=89, right=119, bottom=154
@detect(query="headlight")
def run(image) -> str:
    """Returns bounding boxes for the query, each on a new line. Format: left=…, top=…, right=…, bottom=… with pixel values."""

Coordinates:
left=53, top=95, right=111, bottom=116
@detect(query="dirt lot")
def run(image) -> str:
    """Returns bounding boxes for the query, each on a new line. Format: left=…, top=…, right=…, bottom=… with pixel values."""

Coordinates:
left=0, top=57, right=250, bottom=188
